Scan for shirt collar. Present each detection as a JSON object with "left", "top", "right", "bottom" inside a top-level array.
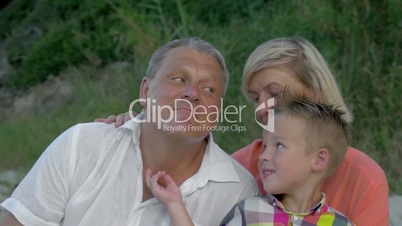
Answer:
[
  {"left": 177, "top": 133, "right": 241, "bottom": 195},
  {"left": 268, "top": 193, "right": 329, "bottom": 216},
  {"left": 115, "top": 113, "right": 241, "bottom": 190},
  {"left": 115, "top": 112, "right": 144, "bottom": 142}
]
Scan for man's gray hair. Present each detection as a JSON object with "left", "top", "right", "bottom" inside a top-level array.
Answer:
[{"left": 146, "top": 37, "right": 230, "bottom": 96}]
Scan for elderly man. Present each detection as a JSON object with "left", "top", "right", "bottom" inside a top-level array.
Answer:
[{"left": 0, "top": 37, "right": 258, "bottom": 226}]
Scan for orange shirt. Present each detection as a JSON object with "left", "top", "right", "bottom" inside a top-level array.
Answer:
[{"left": 231, "top": 139, "right": 389, "bottom": 226}]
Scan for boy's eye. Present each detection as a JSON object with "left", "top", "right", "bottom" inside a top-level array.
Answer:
[{"left": 276, "top": 143, "right": 285, "bottom": 149}]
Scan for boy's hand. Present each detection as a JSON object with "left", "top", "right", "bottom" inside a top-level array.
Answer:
[{"left": 145, "top": 169, "right": 182, "bottom": 205}]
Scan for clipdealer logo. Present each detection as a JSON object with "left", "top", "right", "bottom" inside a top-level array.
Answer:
[
  {"left": 254, "top": 97, "right": 275, "bottom": 132},
  {"left": 127, "top": 97, "right": 275, "bottom": 133},
  {"left": 128, "top": 98, "right": 247, "bottom": 133}
]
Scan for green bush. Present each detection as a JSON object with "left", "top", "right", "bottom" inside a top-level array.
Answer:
[
  {"left": 8, "top": 26, "right": 84, "bottom": 88},
  {"left": 3, "top": 0, "right": 133, "bottom": 88}
]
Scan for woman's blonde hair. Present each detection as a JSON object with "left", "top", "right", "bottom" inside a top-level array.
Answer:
[{"left": 242, "top": 37, "right": 352, "bottom": 123}]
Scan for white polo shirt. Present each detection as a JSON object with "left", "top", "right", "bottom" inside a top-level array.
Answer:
[{"left": 1, "top": 119, "right": 259, "bottom": 226}]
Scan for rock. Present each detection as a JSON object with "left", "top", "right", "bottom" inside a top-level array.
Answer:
[
  {"left": 0, "top": 75, "right": 73, "bottom": 119},
  {"left": 0, "top": 170, "right": 26, "bottom": 203},
  {"left": 390, "top": 196, "right": 402, "bottom": 226}
]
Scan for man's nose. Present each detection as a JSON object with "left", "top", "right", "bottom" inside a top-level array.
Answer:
[{"left": 181, "top": 83, "right": 200, "bottom": 102}]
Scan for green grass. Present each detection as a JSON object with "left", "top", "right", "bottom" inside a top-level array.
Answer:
[{"left": 0, "top": 0, "right": 400, "bottom": 194}]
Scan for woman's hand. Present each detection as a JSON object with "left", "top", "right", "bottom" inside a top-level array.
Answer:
[{"left": 94, "top": 111, "right": 136, "bottom": 128}]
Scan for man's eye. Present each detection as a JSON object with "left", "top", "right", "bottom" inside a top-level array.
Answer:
[
  {"left": 204, "top": 87, "right": 214, "bottom": 93},
  {"left": 173, "top": 77, "right": 185, "bottom": 83}
]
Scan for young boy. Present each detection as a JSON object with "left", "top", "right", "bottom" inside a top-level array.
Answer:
[
  {"left": 146, "top": 96, "right": 355, "bottom": 226},
  {"left": 220, "top": 97, "right": 355, "bottom": 225}
]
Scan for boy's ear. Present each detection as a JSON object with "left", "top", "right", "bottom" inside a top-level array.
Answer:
[{"left": 312, "top": 148, "right": 329, "bottom": 172}]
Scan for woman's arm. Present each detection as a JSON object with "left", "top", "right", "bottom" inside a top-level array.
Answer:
[{"left": 0, "top": 211, "right": 23, "bottom": 226}]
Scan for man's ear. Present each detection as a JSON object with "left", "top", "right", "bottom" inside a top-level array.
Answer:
[
  {"left": 139, "top": 77, "right": 149, "bottom": 107},
  {"left": 312, "top": 148, "right": 329, "bottom": 172}
]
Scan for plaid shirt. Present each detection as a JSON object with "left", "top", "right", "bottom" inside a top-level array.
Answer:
[{"left": 220, "top": 193, "right": 355, "bottom": 226}]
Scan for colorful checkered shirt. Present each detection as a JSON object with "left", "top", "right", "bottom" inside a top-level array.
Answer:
[{"left": 220, "top": 193, "right": 355, "bottom": 226}]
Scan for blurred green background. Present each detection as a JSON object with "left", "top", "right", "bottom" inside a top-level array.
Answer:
[{"left": 0, "top": 0, "right": 400, "bottom": 194}]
